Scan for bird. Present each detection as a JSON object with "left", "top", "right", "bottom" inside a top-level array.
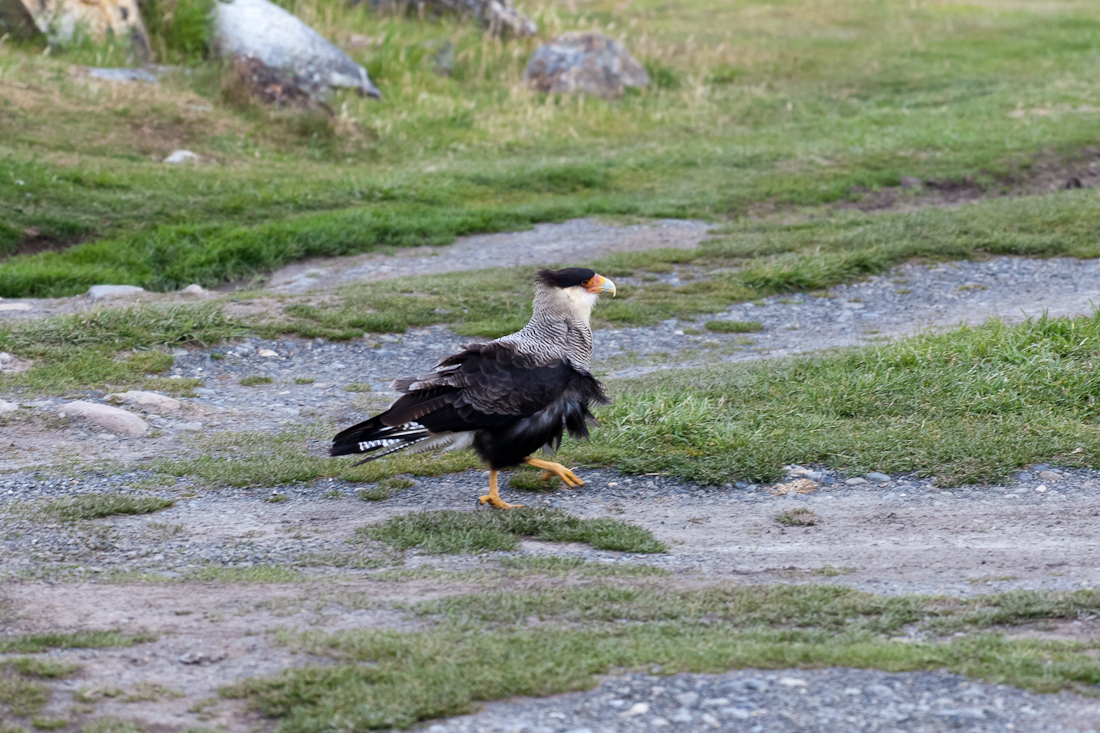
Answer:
[{"left": 330, "top": 267, "right": 617, "bottom": 509}]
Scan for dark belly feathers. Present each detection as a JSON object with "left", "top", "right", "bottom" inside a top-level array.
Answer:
[{"left": 330, "top": 343, "right": 609, "bottom": 468}]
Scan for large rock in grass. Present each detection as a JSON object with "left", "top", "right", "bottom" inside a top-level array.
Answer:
[
  {"left": 59, "top": 401, "right": 148, "bottom": 436},
  {"left": 523, "top": 32, "right": 649, "bottom": 100},
  {"left": 1, "top": 0, "right": 150, "bottom": 55},
  {"left": 212, "top": 0, "right": 381, "bottom": 101}
]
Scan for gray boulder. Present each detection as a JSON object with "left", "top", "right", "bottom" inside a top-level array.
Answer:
[
  {"left": 212, "top": 0, "right": 381, "bottom": 100},
  {"left": 523, "top": 32, "right": 648, "bottom": 100}
]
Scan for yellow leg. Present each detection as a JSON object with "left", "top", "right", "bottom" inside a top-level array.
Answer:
[
  {"left": 479, "top": 469, "right": 523, "bottom": 509},
  {"left": 525, "top": 457, "right": 584, "bottom": 488}
]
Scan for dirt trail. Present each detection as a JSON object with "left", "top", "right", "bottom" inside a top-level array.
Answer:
[{"left": 260, "top": 218, "right": 712, "bottom": 292}]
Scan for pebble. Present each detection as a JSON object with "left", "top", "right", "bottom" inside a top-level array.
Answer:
[
  {"left": 108, "top": 390, "right": 181, "bottom": 411},
  {"left": 1040, "top": 470, "right": 1064, "bottom": 482},
  {"left": 845, "top": 477, "right": 867, "bottom": 485},
  {"left": 865, "top": 472, "right": 891, "bottom": 482},
  {"left": 0, "top": 399, "right": 17, "bottom": 414},
  {"left": 57, "top": 400, "right": 147, "bottom": 436},
  {"left": 164, "top": 150, "right": 200, "bottom": 164}
]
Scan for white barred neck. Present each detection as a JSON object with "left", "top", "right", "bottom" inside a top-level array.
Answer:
[{"left": 495, "top": 283, "right": 599, "bottom": 371}]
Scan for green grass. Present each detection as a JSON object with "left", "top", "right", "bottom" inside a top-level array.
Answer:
[
  {"left": 263, "top": 190, "right": 1100, "bottom": 339},
  {"left": 0, "top": 630, "right": 156, "bottom": 654},
  {"left": 705, "top": 320, "right": 763, "bottom": 334},
  {"left": 0, "top": 303, "right": 244, "bottom": 395},
  {"left": 356, "top": 508, "right": 666, "bottom": 554},
  {"left": 240, "top": 375, "right": 274, "bottom": 387},
  {"left": 4, "top": 659, "right": 80, "bottom": 680},
  {"left": 499, "top": 556, "right": 670, "bottom": 578},
  {"left": 4, "top": 0, "right": 1100, "bottom": 292},
  {"left": 224, "top": 583, "right": 1100, "bottom": 731},
  {"left": 184, "top": 566, "right": 305, "bottom": 583},
  {"left": 776, "top": 507, "right": 817, "bottom": 527},
  {"left": 565, "top": 312, "right": 1100, "bottom": 486},
  {"left": 38, "top": 494, "right": 174, "bottom": 521}
]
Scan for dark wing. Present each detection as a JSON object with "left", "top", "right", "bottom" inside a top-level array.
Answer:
[{"left": 330, "top": 343, "right": 583, "bottom": 460}]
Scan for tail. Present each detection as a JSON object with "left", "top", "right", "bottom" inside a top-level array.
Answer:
[{"left": 330, "top": 415, "right": 432, "bottom": 464}]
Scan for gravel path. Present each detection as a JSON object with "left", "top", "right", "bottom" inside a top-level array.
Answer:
[
  {"left": 262, "top": 218, "right": 712, "bottom": 293},
  {"left": 423, "top": 669, "right": 1100, "bottom": 733}
]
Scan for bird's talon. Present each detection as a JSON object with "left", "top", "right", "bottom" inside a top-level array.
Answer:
[{"left": 479, "top": 494, "right": 523, "bottom": 510}]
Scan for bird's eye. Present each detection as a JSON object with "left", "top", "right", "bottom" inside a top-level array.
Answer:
[{"left": 580, "top": 278, "right": 589, "bottom": 286}]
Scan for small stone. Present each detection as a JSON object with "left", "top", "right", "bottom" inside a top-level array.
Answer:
[
  {"left": 650, "top": 718, "right": 669, "bottom": 727},
  {"left": 58, "top": 401, "right": 147, "bottom": 436},
  {"left": 865, "top": 472, "right": 891, "bottom": 482},
  {"left": 193, "top": 388, "right": 216, "bottom": 397},
  {"left": 620, "top": 702, "right": 649, "bottom": 717},
  {"left": 1035, "top": 485, "right": 1047, "bottom": 493},
  {"left": 174, "top": 421, "right": 203, "bottom": 431},
  {"left": 178, "top": 650, "right": 227, "bottom": 665},
  {"left": 778, "top": 677, "right": 808, "bottom": 687},
  {"left": 700, "top": 713, "right": 720, "bottom": 728},
  {"left": 936, "top": 708, "right": 986, "bottom": 721},
  {"left": 674, "top": 692, "right": 699, "bottom": 708},
  {"left": 165, "top": 150, "right": 200, "bottom": 164},
  {"left": 257, "top": 348, "right": 279, "bottom": 357},
  {"left": 523, "top": 32, "right": 649, "bottom": 100},
  {"left": 720, "top": 708, "right": 751, "bottom": 720},
  {"left": 181, "top": 284, "right": 206, "bottom": 295},
  {"left": 845, "top": 477, "right": 867, "bottom": 485},
  {"left": 88, "top": 284, "right": 145, "bottom": 300},
  {"left": 0, "top": 302, "right": 32, "bottom": 312},
  {"left": 0, "top": 399, "right": 18, "bottom": 414},
  {"left": 0, "top": 352, "right": 12, "bottom": 364},
  {"left": 1039, "top": 470, "right": 1063, "bottom": 482},
  {"left": 843, "top": 687, "right": 861, "bottom": 695},
  {"left": 670, "top": 709, "right": 692, "bottom": 723},
  {"left": 770, "top": 478, "right": 817, "bottom": 496},
  {"left": 702, "top": 698, "right": 730, "bottom": 706},
  {"left": 108, "top": 391, "right": 181, "bottom": 411}
]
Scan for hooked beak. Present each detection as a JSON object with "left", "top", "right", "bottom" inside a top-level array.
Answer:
[{"left": 587, "top": 274, "right": 616, "bottom": 297}]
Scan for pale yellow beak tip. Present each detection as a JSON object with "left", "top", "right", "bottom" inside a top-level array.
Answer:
[{"left": 600, "top": 276, "right": 617, "bottom": 297}]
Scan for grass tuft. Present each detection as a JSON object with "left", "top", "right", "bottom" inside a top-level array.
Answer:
[
  {"left": 704, "top": 320, "right": 764, "bottom": 333},
  {"left": 776, "top": 507, "right": 817, "bottom": 527},
  {"left": 356, "top": 508, "right": 666, "bottom": 554},
  {"left": 39, "top": 495, "right": 174, "bottom": 522},
  {"left": 240, "top": 375, "right": 274, "bottom": 387},
  {"left": 0, "top": 630, "right": 156, "bottom": 654}
]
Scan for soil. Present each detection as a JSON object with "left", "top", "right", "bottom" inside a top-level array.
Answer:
[{"left": 5, "top": 219, "right": 1100, "bottom": 731}]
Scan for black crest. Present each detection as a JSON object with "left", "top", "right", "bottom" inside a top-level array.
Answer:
[{"left": 536, "top": 267, "right": 596, "bottom": 289}]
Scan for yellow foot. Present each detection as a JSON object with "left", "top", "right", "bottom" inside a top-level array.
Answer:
[
  {"left": 526, "top": 458, "right": 584, "bottom": 488},
  {"left": 479, "top": 468, "right": 523, "bottom": 509},
  {"left": 479, "top": 494, "right": 524, "bottom": 510}
]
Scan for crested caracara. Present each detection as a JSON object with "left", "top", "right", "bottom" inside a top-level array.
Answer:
[{"left": 330, "top": 267, "right": 616, "bottom": 509}]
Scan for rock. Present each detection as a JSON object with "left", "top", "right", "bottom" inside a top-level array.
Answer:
[
  {"left": 257, "top": 348, "right": 279, "bottom": 357},
  {"left": 1039, "top": 470, "right": 1063, "bottom": 482},
  {"left": 164, "top": 150, "right": 199, "bottom": 165},
  {"left": 178, "top": 650, "right": 227, "bottom": 665},
  {"left": 670, "top": 709, "right": 692, "bottom": 723},
  {"left": 770, "top": 478, "right": 816, "bottom": 496},
  {"left": 212, "top": 0, "right": 381, "bottom": 101},
  {"left": 778, "top": 677, "right": 807, "bottom": 687},
  {"left": 58, "top": 401, "right": 148, "bottom": 436},
  {"left": 523, "top": 32, "right": 649, "bottom": 100},
  {"left": 865, "top": 472, "right": 891, "bottom": 482},
  {"left": 180, "top": 284, "right": 205, "bottom": 295},
  {"left": 7, "top": 0, "right": 150, "bottom": 53},
  {"left": 0, "top": 0, "right": 40, "bottom": 40},
  {"left": 1035, "top": 484, "right": 1047, "bottom": 493},
  {"left": 936, "top": 708, "right": 986, "bottom": 721},
  {"left": 674, "top": 692, "right": 698, "bottom": 708},
  {"left": 845, "top": 477, "right": 867, "bottom": 485},
  {"left": 619, "top": 702, "right": 649, "bottom": 717},
  {"left": 87, "top": 284, "right": 145, "bottom": 300},
  {"left": 0, "top": 353, "right": 14, "bottom": 364},
  {"left": 0, "top": 399, "right": 18, "bottom": 414},
  {"left": 88, "top": 67, "right": 158, "bottom": 83},
  {"left": 108, "top": 391, "right": 181, "bottom": 411}
]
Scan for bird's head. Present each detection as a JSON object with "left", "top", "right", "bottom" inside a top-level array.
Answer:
[{"left": 535, "top": 267, "right": 616, "bottom": 321}]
